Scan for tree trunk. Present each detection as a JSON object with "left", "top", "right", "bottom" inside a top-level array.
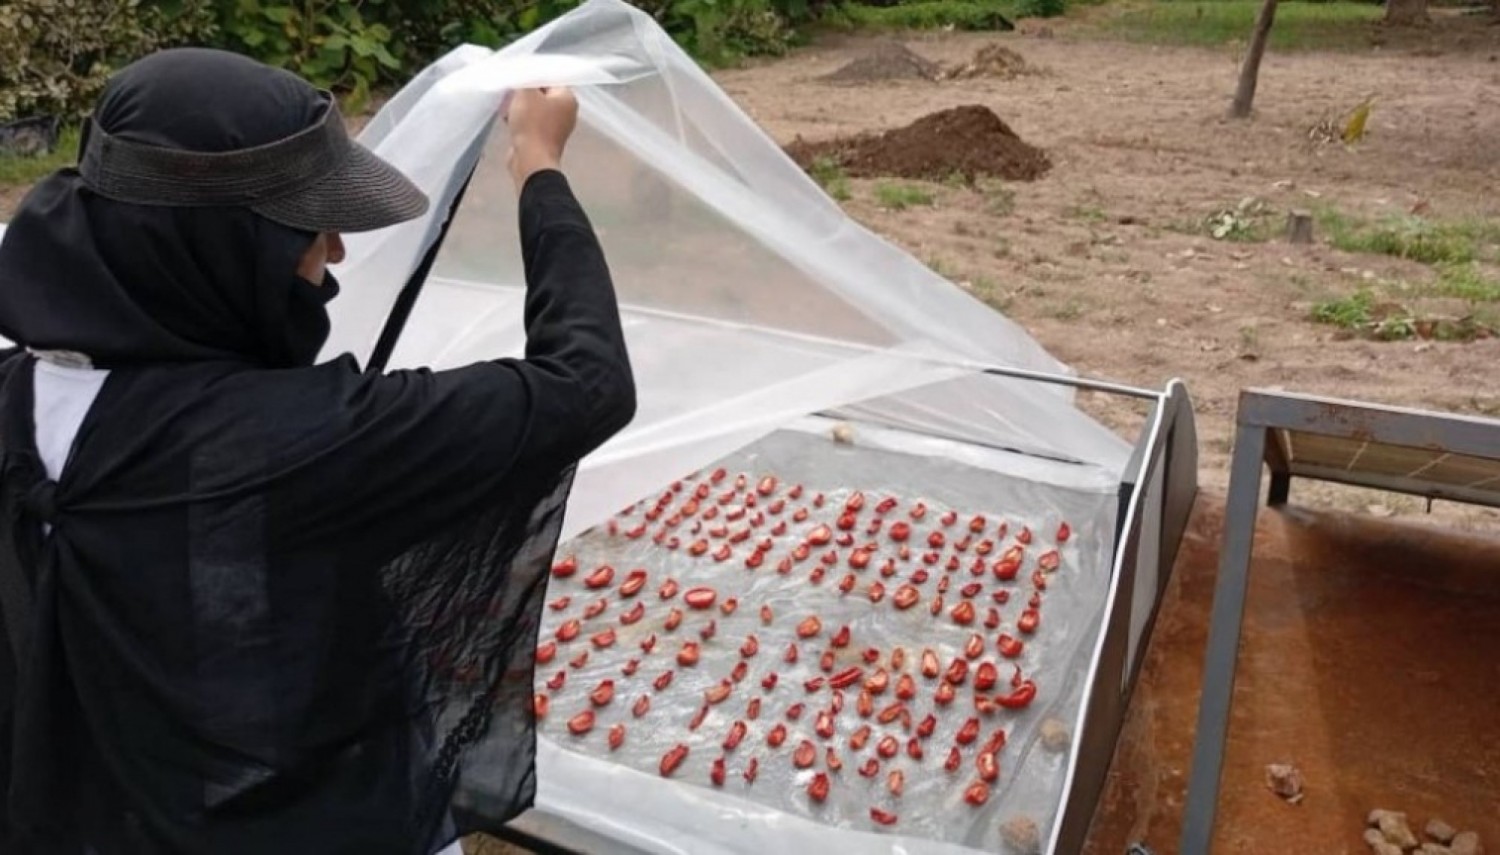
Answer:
[
  {"left": 1384, "top": 0, "right": 1430, "bottom": 26},
  {"left": 1228, "top": 0, "right": 1279, "bottom": 119}
]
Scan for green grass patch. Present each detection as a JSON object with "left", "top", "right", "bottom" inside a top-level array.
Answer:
[
  {"left": 1311, "top": 288, "right": 1496, "bottom": 342},
  {"left": 838, "top": 0, "right": 1019, "bottom": 31},
  {"left": 1431, "top": 262, "right": 1500, "bottom": 302},
  {"left": 0, "top": 124, "right": 81, "bottom": 188},
  {"left": 875, "top": 182, "right": 935, "bottom": 210},
  {"left": 808, "top": 156, "right": 851, "bottom": 202},
  {"left": 1318, "top": 209, "right": 1500, "bottom": 265},
  {"left": 1204, "top": 197, "right": 1278, "bottom": 242},
  {"left": 1098, "top": 1, "right": 1381, "bottom": 51}
]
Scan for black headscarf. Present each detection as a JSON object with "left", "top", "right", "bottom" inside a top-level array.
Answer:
[
  {"left": 0, "top": 48, "right": 635, "bottom": 855},
  {"left": 0, "top": 49, "right": 335, "bottom": 368}
]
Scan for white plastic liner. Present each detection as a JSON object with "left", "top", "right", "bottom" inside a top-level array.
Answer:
[
  {"left": 529, "top": 418, "right": 1116, "bottom": 852},
  {"left": 325, "top": 0, "right": 1132, "bottom": 544}
]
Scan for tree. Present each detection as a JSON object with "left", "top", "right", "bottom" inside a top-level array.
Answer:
[
  {"left": 1227, "top": 0, "right": 1278, "bottom": 119},
  {"left": 1384, "top": 0, "right": 1430, "bottom": 25}
]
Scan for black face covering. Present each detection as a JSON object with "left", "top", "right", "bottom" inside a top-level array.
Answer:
[{"left": 0, "top": 50, "right": 337, "bottom": 368}]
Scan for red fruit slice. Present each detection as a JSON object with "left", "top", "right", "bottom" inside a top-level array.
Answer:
[
  {"left": 1037, "top": 549, "right": 1062, "bottom": 572},
  {"left": 930, "top": 594, "right": 944, "bottom": 617},
  {"left": 887, "top": 769, "right": 905, "bottom": 796},
  {"left": 786, "top": 703, "right": 805, "bottom": 720},
  {"left": 689, "top": 540, "right": 709, "bottom": 557},
  {"left": 1057, "top": 521, "right": 1071, "bottom": 542},
  {"left": 548, "top": 596, "right": 571, "bottom": 611},
  {"left": 969, "top": 515, "right": 987, "bottom": 533},
  {"left": 961, "top": 582, "right": 983, "bottom": 599},
  {"left": 1017, "top": 526, "right": 1032, "bottom": 545},
  {"left": 619, "top": 569, "right": 648, "bottom": 597},
  {"left": 705, "top": 680, "right": 733, "bottom": 705},
  {"left": 976, "top": 539, "right": 994, "bottom": 557},
  {"left": 712, "top": 544, "right": 732, "bottom": 562},
  {"left": 740, "top": 635, "right": 759, "bottom": 658},
  {"left": 710, "top": 756, "right": 726, "bottom": 787},
  {"left": 889, "top": 521, "right": 911, "bottom": 542},
  {"left": 836, "top": 512, "right": 858, "bottom": 532},
  {"left": 689, "top": 703, "right": 710, "bottom": 731},
  {"left": 815, "top": 709, "right": 835, "bottom": 739},
  {"left": 844, "top": 491, "right": 866, "bottom": 513},
  {"left": 997, "top": 634, "right": 1023, "bottom": 658},
  {"left": 975, "top": 662, "right": 998, "bottom": 691},
  {"left": 1019, "top": 609, "right": 1041, "bottom": 634},
  {"left": 877, "top": 701, "right": 904, "bottom": 724},
  {"left": 984, "top": 607, "right": 1001, "bottom": 630},
  {"left": 677, "top": 641, "right": 700, "bottom": 667},
  {"left": 831, "top": 625, "right": 851, "bottom": 648},
  {"left": 556, "top": 620, "right": 580, "bottom": 642},
  {"left": 796, "top": 616, "right": 822, "bottom": 639},
  {"left": 757, "top": 475, "right": 777, "bottom": 496},
  {"left": 876, "top": 735, "right": 899, "bottom": 758},
  {"left": 807, "top": 771, "right": 829, "bottom": 802},
  {"left": 533, "top": 693, "right": 549, "bottom": 718},
  {"left": 583, "top": 598, "right": 608, "bottom": 620},
  {"left": 850, "top": 724, "right": 872, "bottom": 750},
  {"left": 864, "top": 668, "right": 890, "bottom": 694},
  {"left": 570, "top": 649, "right": 591, "bottom": 669},
  {"left": 536, "top": 641, "right": 557, "bottom": 665},
  {"left": 809, "top": 567, "right": 827, "bottom": 585},
  {"left": 875, "top": 496, "right": 898, "bottom": 515},
  {"left": 546, "top": 670, "right": 566, "bottom": 691},
  {"left": 760, "top": 604, "right": 774, "bottom": 624},
  {"left": 935, "top": 682, "right": 956, "bottom": 706},
  {"left": 640, "top": 633, "right": 657, "bottom": 654},
  {"left": 848, "top": 548, "right": 873, "bottom": 570},
  {"left": 954, "top": 535, "right": 971, "bottom": 553},
  {"left": 724, "top": 720, "right": 748, "bottom": 750},
  {"left": 940, "top": 510, "right": 958, "bottom": 527},
  {"left": 963, "top": 780, "right": 990, "bottom": 805},
  {"left": 830, "top": 666, "right": 864, "bottom": 690},
  {"left": 567, "top": 710, "right": 595, "bottom": 735},
  {"left": 831, "top": 689, "right": 845, "bottom": 713},
  {"left": 793, "top": 740, "right": 817, "bottom": 769},
  {"left": 659, "top": 578, "right": 680, "bottom": 599},
  {"left": 660, "top": 744, "right": 689, "bottom": 777},
  {"left": 803, "top": 676, "right": 825, "bottom": 692},
  {"left": 608, "top": 723, "right": 625, "bottom": 751},
  {"left": 984, "top": 729, "right": 1008, "bottom": 755},
  {"left": 946, "top": 659, "right": 969, "bottom": 685},
  {"left": 880, "top": 559, "right": 898, "bottom": 577},
  {"left": 747, "top": 697, "right": 761, "bottom": 720},
  {"left": 896, "top": 673, "right": 916, "bottom": 700},
  {"left": 591, "top": 628, "right": 617, "bottom": 649},
  {"left": 860, "top": 758, "right": 880, "bottom": 778},
  {"left": 921, "top": 649, "right": 940, "bottom": 679},
  {"left": 890, "top": 647, "right": 906, "bottom": 670},
  {"left": 917, "top": 713, "right": 937, "bottom": 738},
  {"left": 956, "top": 717, "right": 980, "bottom": 745},
  {"left": 945, "top": 747, "right": 963, "bottom": 773},
  {"left": 653, "top": 670, "right": 673, "bottom": 691},
  {"left": 551, "top": 556, "right": 578, "bottom": 578},
  {"left": 950, "top": 601, "right": 976, "bottom": 625},
  {"left": 584, "top": 565, "right": 615, "bottom": 589},
  {"left": 699, "top": 619, "right": 717, "bottom": 641},
  {"left": 838, "top": 572, "right": 857, "bottom": 594},
  {"left": 731, "top": 661, "right": 748, "bottom": 683},
  {"left": 767, "top": 723, "right": 787, "bottom": 747},
  {"left": 807, "top": 524, "right": 832, "bottom": 546},
  {"left": 907, "top": 737, "right": 923, "bottom": 760},
  {"left": 977, "top": 750, "right": 999, "bottom": 782},
  {"left": 744, "top": 757, "right": 759, "bottom": 783},
  {"left": 633, "top": 695, "right": 651, "bottom": 717},
  {"left": 826, "top": 747, "right": 843, "bottom": 771},
  {"left": 620, "top": 601, "right": 645, "bottom": 626},
  {"left": 665, "top": 608, "right": 683, "bottom": 631},
  {"left": 710, "top": 468, "right": 728, "bottom": 484},
  {"left": 965, "top": 633, "right": 985, "bottom": 660},
  {"left": 761, "top": 673, "right": 779, "bottom": 690},
  {"left": 868, "top": 581, "right": 886, "bottom": 603},
  {"left": 870, "top": 808, "right": 898, "bottom": 826},
  {"left": 909, "top": 502, "right": 927, "bottom": 520}
]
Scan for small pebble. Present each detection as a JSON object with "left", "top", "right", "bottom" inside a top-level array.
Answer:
[
  {"left": 831, "top": 423, "right": 855, "bottom": 445},
  {"left": 1039, "top": 718, "right": 1070, "bottom": 752},
  {"left": 1368, "top": 810, "right": 1419, "bottom": 850},
  {"left": 1000, "top": 815, "right": 1041, "bottom": 855},
  {"left": 1450, "top": 831, "right": 1483, "bottom": 855},
  {"left": 1419, "top": 844, "right": 1453, "bottom": 855},
  {"left": 1427, "top": 820, "right": 1458, "bottom": 845},
  {"left": 1264, "top": 763, "right": 1304, "bottom": 803}
]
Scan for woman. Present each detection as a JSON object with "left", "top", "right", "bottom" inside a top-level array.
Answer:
[{"left": 0, "top": 48, "right": 634, "bottom": 854}]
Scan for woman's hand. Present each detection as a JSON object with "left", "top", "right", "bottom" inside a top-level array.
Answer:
[{"left": 504, "top": 87, "right": 578, "bottom": 191}]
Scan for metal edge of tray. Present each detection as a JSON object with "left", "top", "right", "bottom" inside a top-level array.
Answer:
[{"left": 493, "top": 374, "right": 1198, "bottom": 855}]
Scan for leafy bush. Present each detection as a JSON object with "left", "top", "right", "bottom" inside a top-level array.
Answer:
[
  {"left": 0, "top": 0, "right": 217, "bottom": 123},
  {"left": 1016, "top": 0, "right": 1065, "bottom": 18},
  {"left": 839, "top": 0, "right": 1017, "bottom": 31}
]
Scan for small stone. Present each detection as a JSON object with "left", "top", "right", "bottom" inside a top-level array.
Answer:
[
  {"left": 1039, "top": 718, "right": 1070, "bottom": 751},
  {"left": 831, "top": 423, "right": 855, "bottom": 445},
  {"left": 1264, "top": 764, "right": 1304, "bottom": 803},
  {"left": 1427, "top": 820, "right": 1458, "bottom": 845},
  {"left": 1000, "top": 815, "right": 1040, "bottom": 854},
  {"left": 1419, "top": 844, "right": 1453, "bottom": 855},
  {"left": 1367, "top": 810, "right": 1418, "bottom": 849},
  {"left": 1450, "top": 831, "right": 1482, "bottom": 855}
]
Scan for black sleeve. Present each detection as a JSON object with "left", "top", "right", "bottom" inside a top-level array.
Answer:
[{"left": 259, "top": 169, "right": 635, "bottom": 551}]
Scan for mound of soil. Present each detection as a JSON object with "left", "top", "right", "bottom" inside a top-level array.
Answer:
[
  {"left": 785, "top": 105, "right": 1051, "bottom": 183},
  {"left": 940, "top": 44, "right": 1035, "bottom": 81},
  {"left": 819, "top": 41, "right": 941, "bottom": 84}
]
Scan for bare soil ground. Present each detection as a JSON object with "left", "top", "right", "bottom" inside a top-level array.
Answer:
[{"left": 716, "top": 17, "right": 1500, "bottom": 530}]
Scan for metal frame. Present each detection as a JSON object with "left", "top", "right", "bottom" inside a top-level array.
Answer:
[
  {"left": 1180, "top": 389, "right": 1500, "bottom": 854},
  {"left": 494, "top": 369, "right": 1201, "bottom": 855}
]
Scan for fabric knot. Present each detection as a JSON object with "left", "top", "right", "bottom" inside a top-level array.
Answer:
[{"left": 23, "top": 479, "right": 58, "bottom": 524}]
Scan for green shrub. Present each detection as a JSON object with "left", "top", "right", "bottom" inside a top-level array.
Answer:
[
  {"left": 839, "top": 0, "right": 1017, "bottom": 31},
  {"left": 1017, "top": 0, "right": 1066, "bottom": 19}
]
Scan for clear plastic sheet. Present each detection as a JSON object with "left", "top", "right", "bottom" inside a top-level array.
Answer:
[
  {"left": 323, "top": 0, "right": 1133, "bottom": 545},
  {"left": 527, "top": 420, "right": 1117, "bottom": 852}
]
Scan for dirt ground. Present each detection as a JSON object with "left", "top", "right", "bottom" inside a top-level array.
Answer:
[{"left": 716, "top": 16, "right": 1500, "bottom": 532}]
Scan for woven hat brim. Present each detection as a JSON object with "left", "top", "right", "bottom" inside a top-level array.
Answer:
[{"left": 252, "top": 143, "right": 429, "bottom": 234}]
